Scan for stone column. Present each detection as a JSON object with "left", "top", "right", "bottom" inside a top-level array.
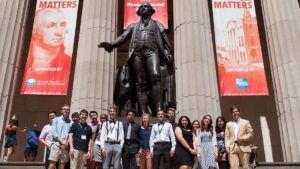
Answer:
[
  {"left": 260, "top": 0, "right": 300, "bottom": 162},
  {"left": 0, "top": 0, "right": 30, "bottom": 156},
  {"left": 71, "top": 0, "right": 117, "bottom": 112},
  {"left": 173, "top": 0, "right": 221, "bottom": 120}
]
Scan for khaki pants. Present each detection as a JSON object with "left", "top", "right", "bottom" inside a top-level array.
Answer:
[
  {"left": 229, "top": 145, "right": 250, "bottom": 169},
  {"left": 70, "top": 149, "right": 86, "bottom": 169}
]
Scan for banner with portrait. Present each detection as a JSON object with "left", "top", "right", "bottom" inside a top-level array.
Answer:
[
  {"left": 123, "top": 0, "right": 168, "bottom": 29},
  {"left": 20, "top": 0, "right": 79, "bottom": 95},
  {"left": 212, "top": 0, "right": 269, "bottom": 96}
]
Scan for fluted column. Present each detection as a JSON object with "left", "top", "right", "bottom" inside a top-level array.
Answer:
[
  {"left": 0, "top": 0, "right": 29, "bottom": 140},
  {"left": 71, "top": 0, "right": 117, "bottom": 112},
  {"left": 174, "top": 0, "right": 221, "bottom": 120},
  {"left": 261, "top": 0, "right": 300, "bottom": 162}
]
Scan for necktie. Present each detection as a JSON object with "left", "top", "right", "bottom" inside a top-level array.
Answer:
[{"left": 126, "top": 123, "right": 131, "bottom": 139}]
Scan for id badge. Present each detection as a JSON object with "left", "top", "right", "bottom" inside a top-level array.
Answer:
[{"left": 81, "top": 135, "right": 87, "bottom": 140}]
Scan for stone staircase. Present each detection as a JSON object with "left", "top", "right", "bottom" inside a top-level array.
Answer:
[{"left": 0, "top": 162, "right": 300, "bottom": 169}]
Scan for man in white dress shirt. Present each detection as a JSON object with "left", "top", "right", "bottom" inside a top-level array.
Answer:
[
  {"left": 149, "top": 111, "right": 176, "bottom": 169},
  {"left": 100, "top": 105, "right": 124, "bottom": 169},
  {"left": 39, "top": 110, "right": 56, "bottom": 169}
]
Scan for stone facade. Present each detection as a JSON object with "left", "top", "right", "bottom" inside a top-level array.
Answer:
[{"left": 0, "top": 0, "right": 299, "bottom": 163}]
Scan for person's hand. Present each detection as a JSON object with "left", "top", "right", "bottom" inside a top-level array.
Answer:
[
  {"left": 138, "top": 149, "right": 142, "bottom": 155},
  {"left": 226, "top": 146, "right": 230, "bottom": 153},
  {"left": 102, "top": 148, "right": 106, "bottom": 157},
  {"left": 170, "top": 150, "right": 175, "bottom": 157},
  {"left": 98, "top": 42, "right": 113, "bottom": 53},
  {"left": 214, "top": 152, "right": 218, "bottom": 160},
  {"left": 189, "top": 148, "right": 197, "bottom": 155},
  {"left": 70, "top": 148, "right": 74, "bottom": 158},
  {"left": 87, "top": 151, "right": 93, "bottom": 161},
  {"left": 60, "top": 144, "right": 66, "bottom": 150}
]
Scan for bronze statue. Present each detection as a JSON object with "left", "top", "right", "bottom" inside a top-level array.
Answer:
[{"left": 98, "top": 3, "right": 175, "bottom": 116}]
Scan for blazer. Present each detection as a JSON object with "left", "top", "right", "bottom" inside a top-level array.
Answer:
[{"left": 225, "top": 118, "right": 253, "bottom": 153}]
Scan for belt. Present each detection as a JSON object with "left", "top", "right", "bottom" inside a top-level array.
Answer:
[
  {"left": 105, "top": 141, "right": 120, "bottom": 144},
  {"left": 125, "top": 139, "right": 139, "bottom": 145},
  {"left": 154, "top": 141, "right": 170, "bottom": 144}
]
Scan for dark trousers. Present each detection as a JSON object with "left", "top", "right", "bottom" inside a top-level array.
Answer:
[
  {"left": 123, "top": 143, "right": 139, "bottom": 169},
  {"left": 153, "top": 142, "right": 171, "bottom": 169},
  {"left": 218, "top": 161, "right": 230, "bottom": 169}
]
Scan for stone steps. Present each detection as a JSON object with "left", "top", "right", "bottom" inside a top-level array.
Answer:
[{"left": 0, "top": 162, "right": 300, "bottom": 169}]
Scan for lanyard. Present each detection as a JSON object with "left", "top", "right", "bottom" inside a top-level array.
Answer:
[{"left": 109, "top": 122, "right": 115, "bottom": 134}]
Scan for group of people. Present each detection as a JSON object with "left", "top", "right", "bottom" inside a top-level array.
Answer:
[{"left": 4, "top": 104, "right": 255, "bottom": 169}]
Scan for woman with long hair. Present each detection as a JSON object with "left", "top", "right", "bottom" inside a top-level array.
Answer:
[
  {"left": 192, "top": 120, "right": 201, "bottom": 134},
  {"left": 197, "top": 115, "right": 219, "bottom": 169},
  {"left": 139, "top": 113, "right": 152, "bottom": 169},
  {"left": 4, "top": 116, "right": 27, "bottom": 162},
  {"left": 215, "top": 116, "right": 229, "bottom": 169},
  {"left": 175, "top": 116, "right": 197, "bottom": 169}
]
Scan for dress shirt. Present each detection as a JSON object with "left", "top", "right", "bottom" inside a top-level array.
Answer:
[
  {"left": 39, "top": 124, "right": 53, "bottom": 146},
  {"left": 149, "top": 121, "right": 176, "bottom": 153},
  {"left": 232, "top": 118, "right": 240, "bottom": 141},
  {"left": 51, "top": 116, "right": 73, "bottom": 146},
  {"left": 100, "top": 120, "right": 124, "bottom": 148}
]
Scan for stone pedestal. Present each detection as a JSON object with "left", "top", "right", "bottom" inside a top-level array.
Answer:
[
  {"left": 173, "top": 0, "right": 221, "bottom": 120},
  {"left": 71, "top": 0, "right": 117, "bottom": 113},
  {"left": 260, "top": 0, "right": 300, "bottom": 162}
]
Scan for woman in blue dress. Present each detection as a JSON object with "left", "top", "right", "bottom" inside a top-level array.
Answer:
[
  {"left": 197, "top": 115, "right": 219, "bottom": 169},
  {"left": 4, "top": 116, "right": 27, "bottom": 162}
]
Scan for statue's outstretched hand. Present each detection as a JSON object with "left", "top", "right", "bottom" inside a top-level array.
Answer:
[{"left": 98, "top": 42, "right": 113, "bottom": 53}]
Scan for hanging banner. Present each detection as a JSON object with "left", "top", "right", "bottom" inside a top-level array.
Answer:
[
  {"left": 21, "top": 0, "right": 79, "bottom": 95},
  {"left": 212, "top": 0, "right": 268, "bottom": 96},
  {"left": 124, "top": 0, "right": 168, "bottom": 29}
]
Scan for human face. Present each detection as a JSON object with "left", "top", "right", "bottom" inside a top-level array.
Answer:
[
  {"left": 79, "top": 112, "right": 88, "bottom": 123},
  {"left": 99, "top": 115, "right": 107, "bottom": 123},
  {"left": 33, "top": 124, "right": 39, "bottom": 131},
  {"left": 90, "top": 112, "right": 98, "bottom": 122},
  {"left": 61, "top": 106, "right": 70, "bottom": 118},
  {"left": 203, "top": 116, "right": 211, "bottom": 127},
  {"left": 231, "top": 108, "right": 241, "bottom": 121},
  {"left": 142, "top": 114, "right": 150, "bottom": 127},
  {"left": 109, "top": 108, "right": 117, "bottom": 120},
  {"left": 48, "top": 113, "right": 56, "bottom": 124},
  {"left": 181, "top": 117, "right": 188, "bottom": 129},
  {"left": 157, "top": 111, "right": 165, "bottom": 122},
  {"left": 38, "top": 11, "right": 67, "bottom": 48},
  {"left": 127, "top": 112, "right": 135, "bottom": 123},
  {"left": 72, "top": 115, "right": 79, "bottom": 123},
  {"left": 217, "top": 118, "right": 225, "bottom": 129},
  {"left": 192, "top": 121, "right": 200, "bottom": 130},
  {"left": 168, "top": 110, "right": 176, "bottom": 123}
]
